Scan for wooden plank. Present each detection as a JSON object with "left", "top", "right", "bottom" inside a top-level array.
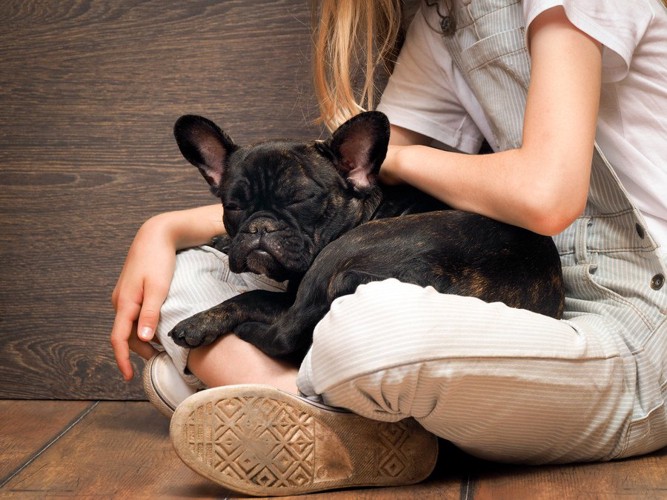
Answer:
[
  {"left": 0, "top": 400, "right": 94, "bottom": 484},
  {"left": 470, "top": 448, "right": 667, "bottom": 500},
  {"left": 0, "top": 0, "right": 321, "bottom": 399},
  {"left": 1, "top": 402, "right": 223, "bottom": 498}
]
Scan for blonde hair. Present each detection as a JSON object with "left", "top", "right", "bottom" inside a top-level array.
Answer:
[{"left": 312, "top": 0, "right": 403, "bottom": 131}]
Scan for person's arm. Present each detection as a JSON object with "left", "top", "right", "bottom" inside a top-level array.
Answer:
[
  {"left": 110, "top": 204, "right": 224, "bottom": 380},
  {"left": 382, "top": 6, "right": 602, "bottom": 236}
]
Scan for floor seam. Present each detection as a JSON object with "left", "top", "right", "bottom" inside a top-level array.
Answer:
[{"left": 0, "top": 401, "right": 100, "bottom": 489}]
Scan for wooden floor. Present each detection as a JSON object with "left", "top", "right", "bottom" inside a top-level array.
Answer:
[{"left": 1, "top": 400, "right": 666, "bottom": 499}]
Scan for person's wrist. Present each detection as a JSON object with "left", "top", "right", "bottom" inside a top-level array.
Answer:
[
  {"left": 379, "top": 145, "right": 405, "bottom": 185},
  {"left": 141, "top": 212, "right": 179, "bottom": 249}
]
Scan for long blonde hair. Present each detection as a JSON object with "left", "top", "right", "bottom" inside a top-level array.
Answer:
[{"left": 312, "top": 0, "right": 403, "bottom": 131}]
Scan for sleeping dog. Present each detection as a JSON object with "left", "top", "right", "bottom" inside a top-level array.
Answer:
[{"left": 169, "top": 111, "right": 564, "bottom": 362}]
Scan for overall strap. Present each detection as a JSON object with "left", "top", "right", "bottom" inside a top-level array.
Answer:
[{"left": 440, "top": 0, "right": 528, "bottom": 152}]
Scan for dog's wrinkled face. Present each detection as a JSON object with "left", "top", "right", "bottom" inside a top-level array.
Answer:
[
  {"left": 219, "top": 142, "right": 353, "bottom": 281},
  {"left": 174, "top": 112, "right": 390, "bottom": 281}
]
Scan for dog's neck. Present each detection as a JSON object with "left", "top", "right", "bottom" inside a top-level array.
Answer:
[{"left": 369, "top": 184, "right": 449, "bottom": 221}]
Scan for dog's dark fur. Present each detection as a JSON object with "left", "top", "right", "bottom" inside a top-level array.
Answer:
[{"left": 169, "top": 112, "right": 564, "bottom": 362}]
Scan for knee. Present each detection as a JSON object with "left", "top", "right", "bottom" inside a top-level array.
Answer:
[
  {"left": 308, "top": 279, "right": 440, "bottom": 376},
  {"left": 158, "top": 248, "right": 230, "bottom": 333},
  {"left": 301, "top": 279, "right": 450, "bottom": 419},
  {"left": 313, "top": 279, "right": 412, "bottom": 346}
]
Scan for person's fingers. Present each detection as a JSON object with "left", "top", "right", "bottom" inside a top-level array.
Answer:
[
  {"left": 109, "top": 264, "right": 140, "bottom": 380},
  {"left": 128, "top": 328, "right": 159, "bottom": 360},
  {"left": 110, "top": 303, "right": 139, "bottom": 381},
  {"left": 136, "top": 280, "right": 169, "bottom": 343}
]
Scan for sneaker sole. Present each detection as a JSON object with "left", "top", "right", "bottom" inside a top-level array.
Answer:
[{"left": 170, "top": 384, "right": 438, "bottom": 496}]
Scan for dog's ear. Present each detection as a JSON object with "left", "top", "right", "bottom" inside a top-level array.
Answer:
[
  {"left": 174, "top": 115, "right": 237, "bottom": 189},
  {"left": 326, "top": 111, "right": 390, "bottom": 191}
]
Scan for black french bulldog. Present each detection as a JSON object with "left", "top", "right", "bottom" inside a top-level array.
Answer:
[{"left": 169, "top": 111, "right": 564, "bottom": 362}]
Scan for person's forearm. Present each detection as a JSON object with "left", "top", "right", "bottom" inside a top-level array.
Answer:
[
  {"left": 148, "top": 204, "right": 225, "bottom": 250},
  {"left": 387, "top": 144, "right": 589, "bottom": 236},
  {"left": 384, "top": 128, "right": 559, "bottom": 232}
]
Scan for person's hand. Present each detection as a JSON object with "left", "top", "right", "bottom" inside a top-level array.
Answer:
[
  {"left": 110, "top": 215, "right": 176, "bottom": 380},
  {"left": 110, "top": 205, "right": 225, "bottom": 380}
]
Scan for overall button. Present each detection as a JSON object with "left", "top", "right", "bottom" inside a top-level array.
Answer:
[
  {"left": 440, "top": 15, "right": 456, "bottom": 36},
  {"left": 651, "top": 274, "right": 665, "bottom": 290}
]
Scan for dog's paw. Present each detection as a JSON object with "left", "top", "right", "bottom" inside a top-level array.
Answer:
[
  {"left": 168, "top": 316, "right": 222, "bottom": 348},
  {"left": 209, "top": 234, "right": 232, "bottom": 254}
]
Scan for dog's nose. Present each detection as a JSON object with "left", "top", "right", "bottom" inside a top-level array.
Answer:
[{"left": 247, "top": 217, "right": 280, "bottom": 235}]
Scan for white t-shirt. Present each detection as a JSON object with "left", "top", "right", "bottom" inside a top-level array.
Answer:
[{"left": 378, "top": 0, "right": 667, "bottom": 255}]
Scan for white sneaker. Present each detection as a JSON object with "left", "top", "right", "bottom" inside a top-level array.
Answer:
[{"left": 143, "top": 351, "right": 198, "bottom": 417}]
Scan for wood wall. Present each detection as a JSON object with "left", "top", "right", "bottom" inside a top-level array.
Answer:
[{"left": 0, "top": 0, "right": 322, "bottom": 399}]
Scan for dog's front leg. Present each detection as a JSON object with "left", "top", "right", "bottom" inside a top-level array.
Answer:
[
  {"left": 235, "top": 302, "right": 327, "bottom": 363},
  {"left": 236, "top": 268, "right": 382, "bottom": 362},
  {"left": 169, "top": 289, "right": 294, "bottom": 348}
]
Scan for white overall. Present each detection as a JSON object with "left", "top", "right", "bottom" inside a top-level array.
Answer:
[{"left": 156, "top": 0, "right": 667, "bottom": 464}]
